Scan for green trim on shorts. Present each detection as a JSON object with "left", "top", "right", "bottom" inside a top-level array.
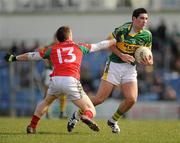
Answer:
[
  {"left": 77, "top": 80, "right": 84, "bottom": 99},
  {"left": 102, "top": 60, "right": 111, "bottom": 80}
]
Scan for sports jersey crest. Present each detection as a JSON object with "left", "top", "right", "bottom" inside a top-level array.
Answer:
[{"left": 138, "top": 39, "right": 145, "bottom": 45}]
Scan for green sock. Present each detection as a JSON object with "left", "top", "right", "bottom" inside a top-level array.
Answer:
[{"left": 112, "top": 109, "right": 123, "bottom": 121}]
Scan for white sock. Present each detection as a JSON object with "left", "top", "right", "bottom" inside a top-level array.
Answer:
[
  {"left": 74, "top": 111, "right": 80, "bottom": 120},
  {"left": 109, "top": 118, "right": 117, "bottom": 123}
]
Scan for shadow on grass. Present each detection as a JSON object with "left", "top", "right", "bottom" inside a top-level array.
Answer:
[
  {"left": 0, "top": 132, "right": 26, "bottom": 135},
  {"left": 0, "top": 131, "right": 91, "bottom": 136},
  {"left": 38, "top": 131, "right": 91, "bottom": 135}
]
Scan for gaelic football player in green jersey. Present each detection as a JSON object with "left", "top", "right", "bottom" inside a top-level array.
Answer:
[{"left": 68, "top": 8, "right": 153, "bottom": 133}]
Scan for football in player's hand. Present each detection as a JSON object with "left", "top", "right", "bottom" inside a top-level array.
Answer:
[{"left": 134, "top": 47, "right": 152, "bottom": 64}]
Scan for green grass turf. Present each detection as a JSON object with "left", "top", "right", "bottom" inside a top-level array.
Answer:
[{"left": 0, "top": 117, "right": 180, "bottom": 143}]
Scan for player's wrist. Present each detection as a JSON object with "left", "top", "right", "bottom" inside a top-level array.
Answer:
[
  {"left": 10, "top": 55, "right": 17, "bottom": 62},
  {"left": 4, "top": 54, "right": 17, "bottom": 62},
  {"left": 118, "top": 52, "right": 124, "bottom": 58}
]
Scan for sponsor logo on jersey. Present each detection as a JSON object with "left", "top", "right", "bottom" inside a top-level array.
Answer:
[
  {"left": 138, "top": 40, "right": 145, "bottom": 45},
  {"left": 116, "top": 42, "right": 141, "bottom": 54}
]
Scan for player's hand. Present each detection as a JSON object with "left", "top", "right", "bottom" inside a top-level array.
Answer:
[
  {"left": 140, "top": 55, "right": 153, "bottom": 65},
  {"left": 109, "top": 45, "right": 135, "bottom": 64},
  {"left": 4, "top": 53, "right": 17, "bottom": 62},
  {"left": 119, "top": 53, "right": 135, "bottom": 64}
]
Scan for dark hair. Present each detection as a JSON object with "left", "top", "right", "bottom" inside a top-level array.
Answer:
[
  {"left": 55, "top": 26, "right": 71, "bottom": 42},
  {"left": 132, "top": 8, "right": 147, "bottom": 18}
]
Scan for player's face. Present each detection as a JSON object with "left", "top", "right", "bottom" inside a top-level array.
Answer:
[{"left": 133, "top": 13, "right": 148, "bottom": 29}]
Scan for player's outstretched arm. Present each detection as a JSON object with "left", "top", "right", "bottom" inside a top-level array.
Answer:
[
  {"left": 4, "top": 52, "right": 42, "bottom": 62},
  {"left": 90, "top": 39, "right": 116, "bottom": 52}
]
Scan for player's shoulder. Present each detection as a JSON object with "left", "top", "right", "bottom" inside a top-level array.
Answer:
[
  {"left": 141, "top": 29, "right": 152, "bottom": 36},
  {"left": 38, "top": 42, "right": 55, "bottom": 51},
  {"left": 113, "top": 22, "right": 132, "bottom": 35},
  {"left": 115, "top": 22, "right": 132, "bottom": 30},
  {"left": 77, "top": 42, "right": 91, "bottom": 54},
  {"left": 66, "top": 40, "right": 78, "bottom": 48},
  {"left": 140, "top": 29, "right": 152, "bottom": 43},
  {"left": 38, "top": 46, "right": 47, "bottom": 53},
  {"left": 122, "top": 22, "right": 132, "bottom": 28},
  {"left": 77, "top": 42, "right": 90, "bottom": 47}
]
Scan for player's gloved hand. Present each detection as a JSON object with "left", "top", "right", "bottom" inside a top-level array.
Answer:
[{"left": 4, "top": 53, "right": 17, "bottom": 62}]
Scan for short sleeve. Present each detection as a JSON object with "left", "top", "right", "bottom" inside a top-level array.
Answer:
[{"left": 78, "top": 43, "right": 91, "bottom": 55}]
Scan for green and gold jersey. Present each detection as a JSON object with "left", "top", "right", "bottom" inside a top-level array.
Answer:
[{"left": 110, "top": 22, "right": 152, "bottom": 63}]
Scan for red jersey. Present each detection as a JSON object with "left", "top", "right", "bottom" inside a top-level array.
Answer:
[{"left": 38, "top": 40, "right": 91, "bottom": 80}]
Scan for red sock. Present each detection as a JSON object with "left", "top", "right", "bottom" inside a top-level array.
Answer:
[
  {"left": 83, "top": 110, "right": 93, "bottom": 119},
  {"left": 30, "top": 115, "right": 40, "bottom": 129}
]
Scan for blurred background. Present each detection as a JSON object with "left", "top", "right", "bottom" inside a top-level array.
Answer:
[{"left": 0, "top": 0, "right": 180, "bottom": 119}]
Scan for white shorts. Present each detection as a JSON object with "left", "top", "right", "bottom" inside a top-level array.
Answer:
[
  {"left": 47, "top": 76, "right": 86, "bottom": 100},
  {"left": 44, "top": 69, "right": 52, "bottom": 86},
  {"left": 102, "top": 61, "right": 137, "bottom": 85}
]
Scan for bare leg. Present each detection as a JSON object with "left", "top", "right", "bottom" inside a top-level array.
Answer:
[
  {"left": 72, "top": 94, "right": 96, "bottom": 117},
  {"left": 107, "top": 81, "right": 138, "bottom": 133},
  {"left": 43, "top": 85, "right": 50, "bottom": 118},
  {"left": 67, "top": 80, "right": 114, "bottom": 132},
  {"left": 111, "top": 81, "right": 138, "bottom": 121},
  {"left": 90, "top": 80, "right": 114, "bottom": 106},
  {"left": 34, "top": 95, "right": 57, "bottom": 118},
  {"left": 118, "top": 81, "right": 138, "bottom": 114},
  {"left": 68, "top": 94, "right": 100, "bottom": 132},
  {"left": 27, "top": 95, "right": 57, "bottom": 134}
]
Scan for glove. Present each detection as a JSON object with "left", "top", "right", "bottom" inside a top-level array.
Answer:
[{"left": 4, "top": 53, "right": 17, "bottom": 62}]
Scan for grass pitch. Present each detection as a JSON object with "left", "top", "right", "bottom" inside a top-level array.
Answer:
[{"left": 0, "top": 117, "right": 180, "bottom": 143}]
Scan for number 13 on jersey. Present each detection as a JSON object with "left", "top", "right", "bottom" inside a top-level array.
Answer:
[{"left": 57, "top": 47, "right": 76, "bottom": 64}]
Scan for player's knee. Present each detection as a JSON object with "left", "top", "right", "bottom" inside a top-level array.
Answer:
[
  {"left": 44, "top": 98, "right": 51, "bottom": 105},
  {"left": 126, "top": 96, "right": 137, "bottom": 105},
  {"left": 91, "top": 106, "right": 96, "bottom": 117},
  {"left": 94, "top": 97, "right": 105, "bottom": 105},
  {"left": 92, "top": 110, "right": 96, "bottom": 117}
]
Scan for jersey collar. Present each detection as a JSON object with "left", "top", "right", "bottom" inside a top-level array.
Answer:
[{"left": 128, "top": 23, "right": 142, "bottom": 37}]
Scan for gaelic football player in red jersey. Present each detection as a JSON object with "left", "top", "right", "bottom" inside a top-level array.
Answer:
[
  {"left": 5, "top": 26, "right": 116, "bottom": 134},
  {"left": 41, "top": 39, "right": 67, "bottom": 119}
]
